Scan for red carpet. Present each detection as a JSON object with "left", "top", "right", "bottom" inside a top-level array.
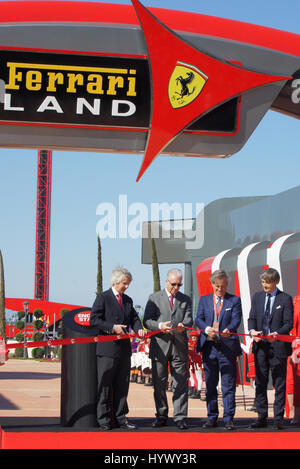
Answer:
[
  {"left": 1, "top": 429, "right": 300, "bottom": 449},
  {"left": 1, "top": 417, "right": 300, "bottom": 449}
]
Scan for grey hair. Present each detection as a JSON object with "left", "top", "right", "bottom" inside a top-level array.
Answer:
[
  {"left": 210, "top": 269, "right": 229, "bottom": 284},
  {"left": 110, "top": 267, "right": 132, "bottom": 286},
  {"left": 167, "top": 268, "right": 182, "bottom": 280},
  {"left": 260, "top": 268, "right": 280, "bottom": 283}
]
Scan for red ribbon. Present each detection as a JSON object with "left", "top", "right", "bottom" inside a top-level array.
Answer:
[
  {"left": 4, "top": 329, "right": 161, "bottom": 351},
  {"left": 184, "top": 327, "right": 300, "bottom": 343},
  {"left": 2, "top": 328, "right": 300, "bottom": 360}
]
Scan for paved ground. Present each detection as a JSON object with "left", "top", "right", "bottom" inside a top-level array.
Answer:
[{"left": 0, "top": 358, "right": 272, "bottom": 421}]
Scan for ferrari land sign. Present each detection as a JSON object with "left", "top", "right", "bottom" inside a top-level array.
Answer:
[
  {"left": 0, "top": 49, "right": 239, "bottom": 132},
  {"left": 0, "top": 0, "right": 300, "bottom": 180},
  {"left": 1, "top": 50, "right": 150, "bottom": 127}
]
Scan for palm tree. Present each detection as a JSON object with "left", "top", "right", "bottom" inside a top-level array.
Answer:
[
  {"left": 151, "top": 236, "right": 161, "bottom": 292},
  {"left": 96, "top": 235, "right": 103, "bottom": 295},
  {"left": 0, "top": 249, "right": 6, "bottom": 340}
]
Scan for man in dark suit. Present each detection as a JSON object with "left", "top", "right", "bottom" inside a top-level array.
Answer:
[
  {"left": 89, "top": 267, "right": 145, "bottom": 431},
  {"left": 195, "top": 269, "right": 242, "bottom": 430},
  {"left": 248, "top": 267, "right": 294, "bottom": 430},
  {"left": 143, "top": 268, "right": 193, "bottom": 430}
]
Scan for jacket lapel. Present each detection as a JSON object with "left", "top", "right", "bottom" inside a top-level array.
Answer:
[
  {"left": 110, "top": 288, "right": 125, "bottom": 322},
  {"left": 109, "top": 288, "right": 118, "bottom": 306},
  {"left": 208, "top": 294, "right": 215, "bottom": 325},
  {"left": 258, "top": 291, "right": 267, "bottom": 329},
  {"left": 270, "top": 289, "right": 281, "bottom": 322},
  {"left": 218, "top": 295, "right": 228, "bottom": 325},
  {"left": 162, "top": 290, "right": 172, "bottom": 313},
  {"left": 173, "top": 292, "right": 182, "bottom": 313}
]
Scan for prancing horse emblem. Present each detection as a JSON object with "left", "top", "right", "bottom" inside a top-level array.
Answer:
[
  {"left": 175, "top": 72, "right": 196, "bottom": 99},
  {"left": 168, "top": 62, "right": 208, "bottom": 109}
]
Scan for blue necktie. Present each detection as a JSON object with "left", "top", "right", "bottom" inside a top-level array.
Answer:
[{"left": 262, "top": 294, "right": 271, "bottom": 335}]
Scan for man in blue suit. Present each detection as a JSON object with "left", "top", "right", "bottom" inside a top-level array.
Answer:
[
  {"left": 248, "top": 267, "right": 294, "bottom": 430},
  {"left": 195, "top": 269, "right": 242, "bottom": 430}
]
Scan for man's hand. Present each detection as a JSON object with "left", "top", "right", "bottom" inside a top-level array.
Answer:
[
  {"left": 206, "top": 327, "right": 218, "bottom": 339},
  {"left": 251, "top": 330, "right": 263, "bottom": 342},
  {"left": 137, "top": 329, "right": 146, "bottom": 338},
  {"left": 160, "top": 321, "right": 172, "bottom": 333},
  {"left": 175, "top": 322, "right": 185, "bottom": 333},
  {"left": 113, "top": 324, "right": 127, "bottom": 335},
  {"left": 266, "top": 332, "right": 277, "bottom": 343},
  {"left": 220, "top": 328, "right": 231, "bottom": 338}
]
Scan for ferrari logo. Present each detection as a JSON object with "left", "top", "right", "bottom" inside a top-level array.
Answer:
[{"left": 168, "top": 61, "right": 208, "bottom": 109}]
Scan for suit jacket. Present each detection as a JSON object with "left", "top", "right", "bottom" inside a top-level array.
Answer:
[
  {"left": 143, "top": 289, "right": 193, "bottom": 362},
  {"left": 248, "top": 289, "right": 294, "bottom": 358},
  {"left": 89, "top": 288, "right": 142, "bottom": 358},
  {"left": 195, "top": 292, "right": 242, "bottom": 357}
]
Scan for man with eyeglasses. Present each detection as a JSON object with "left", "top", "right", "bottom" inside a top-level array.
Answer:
[{"left": 143, "top": 268, "right": 193, "bottom": 430}]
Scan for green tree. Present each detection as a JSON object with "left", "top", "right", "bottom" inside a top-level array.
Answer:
[
  {"left": 96, "top": 235, "right": 103, "bottom": 295},
  {"left": 0, "top": 249, "right": 6, "bottom": 340},
  {"left": 59, "top": 308, "right": 69, "bottom": 318},
  {"left": 33, "top": 309, "right": 43, "bottom": 319},
  {"left": 32, "top": 310, "right": 45, "bottom": 359},
  {"left": 151, "top": 236, "right": 161, "bottom": 292}
]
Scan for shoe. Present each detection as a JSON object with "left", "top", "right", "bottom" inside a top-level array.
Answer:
[
  {"left": 250, "top": 418, "right": 268, "bottom": 429},
  {"left": 273, "top": 420, "right": 284, "bottom": 430},
  {"left": 191, "top": 390, "right": 200, "bottom": 399},
  {"left": 176, "top": 420, "right": 188, "bottom": 430},
  {"left": 152, "top": 418, "right": 167, "bottom": 428},
  {"left": 290, "top": 419, "right": 300, "bottom": 425},
  {"left": 224, "top": 420, "right": 235, "bottom": 430},
  {"left": 118, "top": 420, "right": 138, "bottom": 430},
  {"left": 98, "top": 423, "right": 112, "bottom": 431},
  {"left": 202, "top": 419, "right": 217, "bottom": 428}
]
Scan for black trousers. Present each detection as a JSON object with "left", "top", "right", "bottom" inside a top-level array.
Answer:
[
  {"left": 96, "top": 354, "right": 131, "bottom": 426},
  {"left": 254, "top": 342, "right": 288, "bottom": 421}
]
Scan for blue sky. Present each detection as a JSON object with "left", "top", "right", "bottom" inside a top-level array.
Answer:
[{"left": 0, "top": 0, "right": 300, "bottom": 313}]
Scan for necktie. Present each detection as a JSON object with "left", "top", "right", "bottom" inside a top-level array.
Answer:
[
  {"left": 262, "top": 293, "right": 271, "bottom": 334},
  {"left": 265, "top": 294, "right": 271, "bottom": 316},
  {"left": 117, "top": 293, "right": 122, "bottom": 308},
  {"left": 215, "top": 297, "right": 222, "bottom": 319},
  {"left": 170, "top": 295, "right": 174, "bottom": 309},
  {"left": 213, "top": 297, "right": 222, "bottom": 342}
]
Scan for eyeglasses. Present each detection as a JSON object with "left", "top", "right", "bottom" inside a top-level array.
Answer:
[{"left": 168, "top": 280, "right": 183, "bottom": 287}]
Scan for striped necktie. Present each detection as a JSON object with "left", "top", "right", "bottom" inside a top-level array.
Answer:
[{"left": 215, "top": 297, "right": 222, "bottom": 320}]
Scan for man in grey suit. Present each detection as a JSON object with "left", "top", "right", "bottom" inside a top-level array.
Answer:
[{"left": 143, "top": 268, "right": 193, "bottom": 429}]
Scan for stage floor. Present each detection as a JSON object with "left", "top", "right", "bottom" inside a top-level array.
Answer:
[
  {"left": 1, "top": 416, "right": 300, "bottom": 449},
  {"left": 1, "top": 415, "right": 300, "bottom": 433},
  {"left": 1, "top": 359, "right": 300, "bottom": 449}
]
